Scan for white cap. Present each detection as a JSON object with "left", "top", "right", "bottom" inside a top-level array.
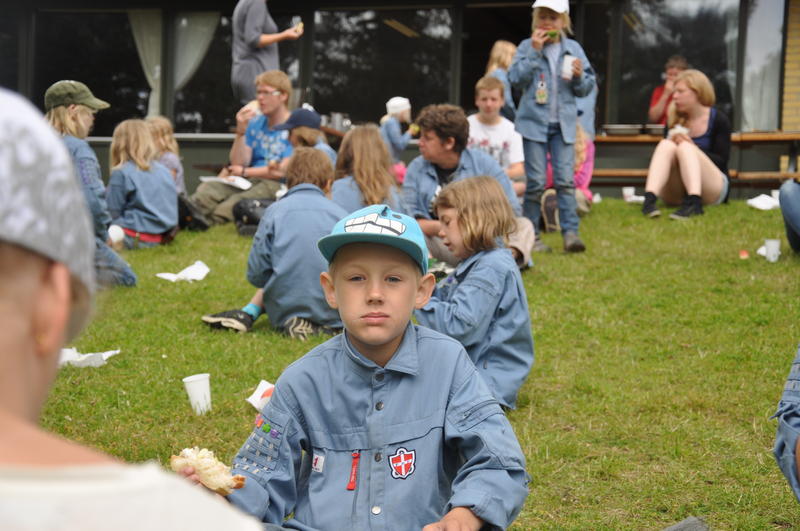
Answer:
[
  {"left": 532, "top": 0, "right": 569, "bottom": 14},
  {"left": 386, "top": 96, "right": 411, "bottom": 115}
]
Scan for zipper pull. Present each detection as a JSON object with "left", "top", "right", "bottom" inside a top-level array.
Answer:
[{"left": 346, "top": 451, "right": 360, "bottom": 490}]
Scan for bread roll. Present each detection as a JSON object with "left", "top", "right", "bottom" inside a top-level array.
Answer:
[{"left": 170, "top": 447, "right": 245, "bottom": 496}]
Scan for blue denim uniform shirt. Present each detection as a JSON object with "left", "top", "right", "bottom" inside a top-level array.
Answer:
[
  {"left": 416, "top": 247, "right": 534, "bottom": 409},
  {"left": 62, "top": 135, "right": 111, "bottom": 241},
  {"left": 247, "top": 183, "right": 346, "bottom": 329},
  {"left": 106, "top": 161, "right": 177, "bottom": 234},
  {"left": 331, "top": 176, "right": 406, "bottom": 215},
  {"left": 245, "top": 115, "right": 294, "bottom": 167},
  {"left": 402, "top": 148, "right": 521, "bottom": 220},
  {"left": 314, "top": 139, "right": 338, "bottom": 167},
  {"left": 380, "top": 116, "right": 412, "bottom": 163},
  {"left": 508, "top": 38, "right": 596, "bottom": 144},
  {"left": 489, "top": 67, "right": 516, "bottom": 122},
  {"left": 773, "top": 344, "right": 800, "bottom": 501},
  {"left": 228, "top": 323, "right": 529, "bottom": 529}
]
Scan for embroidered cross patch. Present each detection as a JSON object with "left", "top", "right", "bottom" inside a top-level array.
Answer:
[{"left": 388, "top": 447, "right": 416, "bottom": 479}]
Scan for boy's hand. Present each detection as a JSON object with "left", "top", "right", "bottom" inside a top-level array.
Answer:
[
  {"left": 422, "top": 507, "right": 483, "bottom": 531},
  {"left": 531, "top": 29, "right": 548, "bottom": 51},
  {"left": 176, "top": 466, "right": 226, "bottom": 500},
  {"left": 571, "top": 59, "right": 583, "bottom": 79}
]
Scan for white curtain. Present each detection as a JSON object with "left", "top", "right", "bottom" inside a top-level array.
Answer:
[
  {"left": 128, "top": 10, "right": 163, "bottom": 117},
  {"left": 174, "top": 13, "right": 220, "bottom": 92}
]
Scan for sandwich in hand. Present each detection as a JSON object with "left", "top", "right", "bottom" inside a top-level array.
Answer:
[{"left": 170, "top": 447, "right": 246, "bottom": 496}]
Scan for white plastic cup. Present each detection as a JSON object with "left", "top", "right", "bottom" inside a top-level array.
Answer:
[
  {"left": 561, "top": 55, "right": 577, "bottom": 80},
  {"left": 182, "top": 373, "right": 212, "bottom": 415},
  {"left": 765, "top": 239, "right": 781, "bottom": 263},
  {"left": 622, "top": 186, "right": 635, "bottom": 201},
  {"left": 771, "top": 189, "right": 781, "bottom": 201}
]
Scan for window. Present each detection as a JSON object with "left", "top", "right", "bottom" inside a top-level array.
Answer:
[
  {"left": 616, "top": 0, "right": 739, "bottom": 125},
  {"left": 740, "top": 0, "right": 785, "bottom": 131},
  {"left": 0, "top": 12, "right": 18, "bottom": 90},
  {"left": 33, "top": 11, "right": 149, "bottom": 137},
  {"left": 311, "top": 9, "right": 452, "bottom": 123}
]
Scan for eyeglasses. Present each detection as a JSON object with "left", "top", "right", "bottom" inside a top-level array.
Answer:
[{"left": 257, "top": 89, "right": 283, "bottom": 97}]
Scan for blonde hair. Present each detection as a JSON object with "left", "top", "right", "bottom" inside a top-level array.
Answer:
[
  {"left": 485, "top": 40, "right": 516, "bottom": 74},
  {"left": 45, "top": 105, "right": 93, "bottom": 139},
  {"left": 532, "top": 7, "right": 573, "bottom": 36},
  {"left": 291, "top": 126, "right": 322, "bottom": 147},
  {"left": 475, "top": 76, "right": 505, "bottom": 99},
  {"left": 435, "top": 176, "right": 516, "bottom": 254},
  {"left": 254, "top": 70, "right": 292, "bottom": 103},
  {"left": 145, "top": 116, "right": 179, "bottom": 156},
  {"left": 666, "top": 69, "right": 716, "bottom": 128},
  {"left": 110, "top": 119, "right": 156, "bottom": 171},
  {"left": 335, "top": 125, "right": 397, "bottom": 206},
  {"left": 286, "top": 147, "right": 334, "bottom": 190},
  {"left": 573, "top": 124, "right": 587, "bottom": 172}
]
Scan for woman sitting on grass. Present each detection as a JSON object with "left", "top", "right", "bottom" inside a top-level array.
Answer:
[
  {"left": 642, "top": 69, "right": 731, "bottom": 220},
  {"left": 0, "top": 90, "right": 260, "bottom": 530}
]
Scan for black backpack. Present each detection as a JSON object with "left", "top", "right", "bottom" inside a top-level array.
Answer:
[
  {"left": 177, "top": 193, "right": 210, "bottom": 231},
  {"left": 233, "top": 197, "right": 275, "bottom": 236}
]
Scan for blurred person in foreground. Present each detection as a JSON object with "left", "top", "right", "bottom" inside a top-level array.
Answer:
[{"left": 0, "top": 89, "right": 261, "bottom": 531}]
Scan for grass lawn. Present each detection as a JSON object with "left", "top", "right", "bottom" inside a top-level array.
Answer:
[{"left": 44, "top": 198, "right": 799, "bottom": 529}]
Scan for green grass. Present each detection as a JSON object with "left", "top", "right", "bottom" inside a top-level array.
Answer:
[{"left": 44, "top": 199, "right": 799, "bottom": 529}]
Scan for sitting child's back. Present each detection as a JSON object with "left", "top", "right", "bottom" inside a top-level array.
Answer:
[{"left": 247, "top": 147, "right": 347, "bottom": 330}]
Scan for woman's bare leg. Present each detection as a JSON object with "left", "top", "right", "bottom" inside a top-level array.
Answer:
[{"left": 645, "top": 139, "right": 678, "bottom": 196}]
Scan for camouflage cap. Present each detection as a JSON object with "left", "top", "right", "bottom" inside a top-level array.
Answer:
[
  {"left": 44, "top": 80, "right": 110, "bottom": 111},
  {"left": 0, "top": 89, "right": 95, "bottom": 292}
]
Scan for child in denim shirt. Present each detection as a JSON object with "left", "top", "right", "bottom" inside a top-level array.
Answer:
[
  {"left": 189, "top": 205, "right": 529, "bottom": 529},
  {"left": 416, "top": 177, "right": 534, "bottom": 409}
]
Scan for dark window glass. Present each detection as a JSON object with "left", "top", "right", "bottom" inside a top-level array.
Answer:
[
  {"left": 0, "top": 12, "right": 19, "bottom": 90},
  {"left": 33, "top": 12, "right": 149, "bottom": 136},
  {"left": 311, "top": 9, "right": 452, "bottom": 123},
  {"left": 617, "top": 0, "right": 738, "bottom": 124},
  {"left": 578, "top": 2, "right": 611, "bottom": 129}
]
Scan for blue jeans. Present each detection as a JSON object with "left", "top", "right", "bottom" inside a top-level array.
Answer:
[
  {"left": 95, "top": 239, "right": 137, "bottom": 287},
  {"left": 522, "top": 123, "right": 580, "bottom": 235},
  {"left": 780, "top": 179, "right": 800, "bottom": 253}
]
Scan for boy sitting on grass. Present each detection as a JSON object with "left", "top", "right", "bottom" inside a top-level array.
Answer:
[
  {"left": 202, "top": 147, "right": 347, "bottom": 339},
  {"left": 199, "top": 205, "right": 529, "bottom": 529}
]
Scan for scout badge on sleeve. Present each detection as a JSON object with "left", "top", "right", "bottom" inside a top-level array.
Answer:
[
  {"left": 388, "top": 447, "right": 416, "bottom": 479},
  {"left": 535, "top": 73, "right": 548, "bottom": 105}
]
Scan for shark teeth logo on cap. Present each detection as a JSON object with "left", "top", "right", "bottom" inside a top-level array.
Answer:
[{"left": 344, "top": 213, "right": 406, "bottom": 236}]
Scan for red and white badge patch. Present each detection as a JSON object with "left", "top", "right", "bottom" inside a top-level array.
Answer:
[{"left": 388, "top": 447, "right": 416, "bottom": 479}]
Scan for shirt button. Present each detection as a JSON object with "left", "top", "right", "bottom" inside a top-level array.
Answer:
[
  {"left": 375, "top": 452, "right": 382, "bottom": 462},
  {"left": 375, "top": 373, "right": 384, "bottom": 382},
  {"left": 375, "top": 401, "right": 384, "bottom": 411},
  {"left": 371, "top": 506, "right": 382, "bottom": 515}
]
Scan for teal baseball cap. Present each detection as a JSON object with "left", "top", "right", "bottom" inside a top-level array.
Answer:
[{"left": 318, "top": 205, "right": 428, "bottom": 274}]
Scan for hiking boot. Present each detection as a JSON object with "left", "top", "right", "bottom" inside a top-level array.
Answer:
[
  {"left": 541, "top": 189, "right": 560, "bottom": 233},
  {"left": 532, "top": 238, "right": 552, "bottom": 253},
  {"left": 670, "top": 194, "right": 704, "bottom": 220},
  {"left": 563, "top": 231, "right": 586, "bottom": 253},
  {"left": 642, "top": 191, "right": 661, "bottom": 218},
  {"left": 201, "top": 309, "right": 254, "bottom": 333},
  {"left": 283, "top": 316, "right": 339, "bottom": 341}
]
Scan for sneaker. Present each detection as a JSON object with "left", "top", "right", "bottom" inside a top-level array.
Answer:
[
  {"left": 201, "top": 309, "right": 254, "bottom": 333},
  {"left": 532, "top": 238, "right": 552, "bottom": 253},
  {"left": 283, "top": 316, "right": 339, "bottom": 341},
  {"left": 563, "top": 231, "right": 586, "bottom": 253},
  {"left": 541, "top": 189, "right": 560, "bottom": 233},
  {"left": 642, "top": 192, "right": 661, "bottom": 218},
  {"left": 669, "top": 194, "right": 704, "bottom": 220}
]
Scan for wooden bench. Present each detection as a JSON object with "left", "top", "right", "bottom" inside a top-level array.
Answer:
[{"left": 593, "top": 131, "right": 800, "bottom": 187}]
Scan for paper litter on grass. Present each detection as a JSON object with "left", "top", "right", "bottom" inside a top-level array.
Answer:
[
  {"left": 59, "top": 347, "right": 120, "bottom": 368},
  {"left": 624, "top": 194, "right": 645, "bottom": 204},
  {"left": 246, "top": 380, "right": 275, "bottom": 411},
  {"left": 156, "top": 260, "right": 210, "bottom": 282},
  {"left": 746, "top": 194, "right": 780, "bottom": 211}
]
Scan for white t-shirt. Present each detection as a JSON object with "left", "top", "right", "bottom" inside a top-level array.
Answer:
[
  {"left": 467, "top": 114, "right": 524, "bottom": 172},
  {"left": 0, "top": 462, "right": 262, "bottom": 531}
]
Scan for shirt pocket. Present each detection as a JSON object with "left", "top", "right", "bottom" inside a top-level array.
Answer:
[{"left": 236, "top": 408, "right": 291, "bottom": 473}]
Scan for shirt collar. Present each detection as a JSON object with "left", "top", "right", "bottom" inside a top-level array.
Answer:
[
  {"left": 423, "top": 150, "right": 470, "bottom": 178},
  {"left": 342, "top": 322, "right": 419, "bottom": 376},
  {"left": 284, "top": 183, "right": 324, "bottom": 197}
]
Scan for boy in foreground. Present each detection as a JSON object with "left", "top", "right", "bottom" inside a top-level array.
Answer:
[{"left": 225, "top": 204, "right": 529, "bottom": 529}]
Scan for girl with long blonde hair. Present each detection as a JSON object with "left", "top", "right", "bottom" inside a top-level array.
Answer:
[
  {"left": 485, "top": 40, "right": 518, "bottom": 121},
  {"left": 107, "top": 119, "right": 178, "bottom": 248},
  {"left": 331, "top": 124, "right": 405, "bottom": 213},
  {"left": 146, "top": 116, "right": 185, "bottom": 194},
  {"left": 642, "top": 69, "right": 731, "bottom": 219}
]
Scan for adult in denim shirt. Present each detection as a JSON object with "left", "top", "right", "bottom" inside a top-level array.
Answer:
[
  {"left": 44, "top": 80, "right": 137, "bottom": 287},
  {"left": 509, "top": 0, "right": 596, "bottom": 252},
  {"left": 774, "top": 344, "right": 800, "bottom": 501},
  {"left": 403, "top": 104, "right": 534, "bottom": 267}
]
